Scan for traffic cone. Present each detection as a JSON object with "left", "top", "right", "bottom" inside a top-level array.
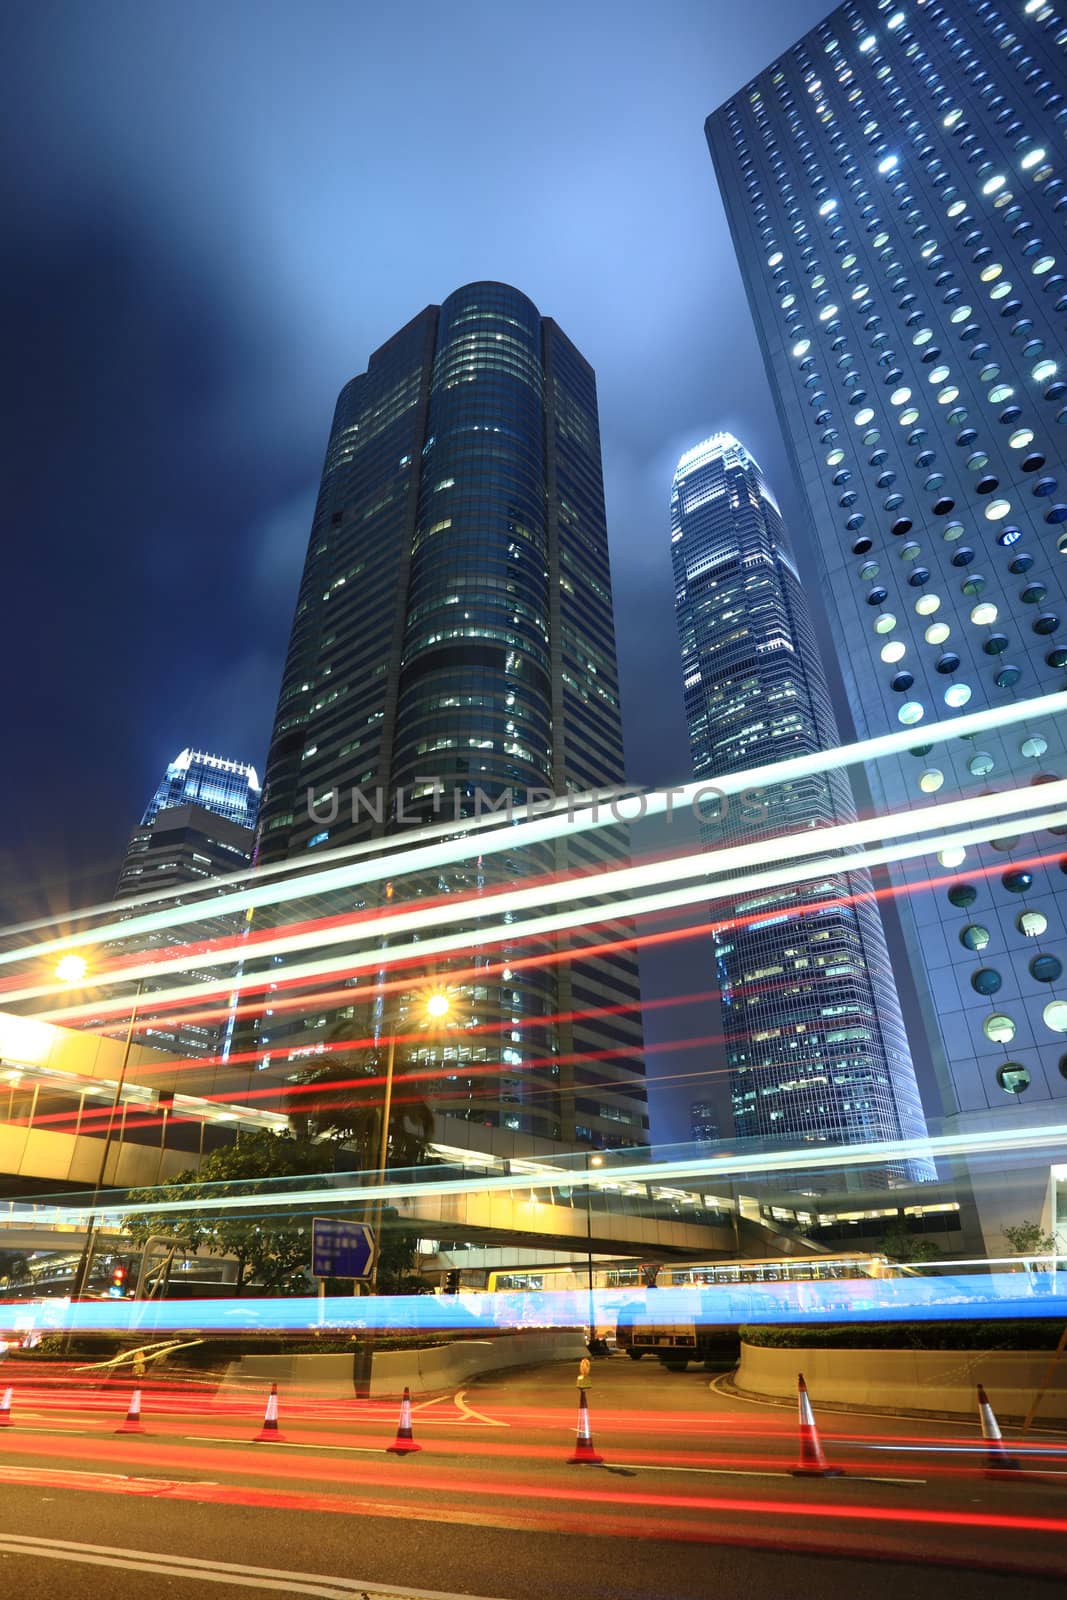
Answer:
[
  {"left": 792, "top": 1372, "right": 842, "bottom": 1477},
  {"left": 568, "top": 1387, "right": 604, "bottom": 1465},
  {"left": 977, "top": 1383, "right": 1020, "bottom": 1477},
  {"left": 0, "top": 1386, "right": 11, "bottom": 1427},
  {"left": 386, "top": 1386, "right": 421, "bottom": 1454},
  {"left": 115, "top": 1387, "right": 145, "bottom": 1435},
  {"left": 254, "top": 1381, "right": 285, "bottom": 1442}
]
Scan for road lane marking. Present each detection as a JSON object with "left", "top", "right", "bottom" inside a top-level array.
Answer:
[
  {"left": 0, "top": 1535, "right": 509, "bottom": 1599},
  {"left": 0, "top": 1465, "right": 218, "bottom": 1489},
  {"left": 601, "top": 1462, "right": 924, "bottom": 1486},
  {"left": 453, "top": 1388, "right": 508, "bottom": 1426},
  {"left": 185, "top": 1435, "right": 386, "bottom": 1454}
]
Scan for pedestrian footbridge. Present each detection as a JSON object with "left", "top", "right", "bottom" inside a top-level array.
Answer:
[{"left": 0, "top": 1009, "right": 804, "bottom": 1264}]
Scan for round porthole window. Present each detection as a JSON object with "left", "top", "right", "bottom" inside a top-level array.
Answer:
[
  {"left": 984, "top": 1014, "right": 1016, "bottom": 1044},
  {"left": 1003, "top": 869, "right": 1035, "bottom": 893},
  {"left": 996, "top": 1064, "right": 1030, "bottom": 1095},
  {"left": 1031, "top": 954, "right": 1063, "bottom": 983},
  {"left": 972, "top": 968, "right": 1003, "bottom": 996},
  {"left": 960, "top": 925, "right": 990, "bottom": 951},
  {"left": 1018, "top": 911, "right": 1048, "bottom": 938},
  {"left": 947, "top": 883, "right": 977, "bottom": 908},
  {"left": 1043, "top": 1000, "right": 1067, "bottom": 1033}
]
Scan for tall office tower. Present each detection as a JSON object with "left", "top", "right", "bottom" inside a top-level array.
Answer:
[
  {"left": 690, "top": 1099, "right": 721, "bottom": 1146},
  {"left": 705, "top": 0, "right": 1067, "bottom": 1155},
  {"left": 113, "top": 751, "right": 259, "bottom": 1056},
  {"left": 255, "top": 282, "right": 647, "bottom": 1149},
  {"left": 141, "top": 749, "right": 261, "bottom": 829},
  {"left": 671, "top": 433, "right": 932, "bottom": 1182}
]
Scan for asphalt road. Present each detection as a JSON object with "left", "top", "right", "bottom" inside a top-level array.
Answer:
[{"left": 0, "top": 1353, "right": 1064, "bottom": 1599}]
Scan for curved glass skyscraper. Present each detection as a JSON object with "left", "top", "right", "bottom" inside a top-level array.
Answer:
[
  {"left": 256, "top": 284, "right": 646, "bottom": 1150},
  {"left": 671, "top": 433, "right": 932, "bottom": 1182}
]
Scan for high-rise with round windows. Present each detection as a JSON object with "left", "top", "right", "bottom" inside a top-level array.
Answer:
[
  {"left": 705, "top": 1, "right": 1067, "bottom": 1187},
  {"left": 671, "top": 433, "right": 932, "bottom": 1182},
  {"left": 255, "top": 283, "right": 647, "bottom": 1150}
]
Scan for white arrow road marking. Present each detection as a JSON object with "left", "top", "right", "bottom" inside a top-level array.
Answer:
[{"left": 0, "top": 1535, "right": 508, "bottom": 1599}]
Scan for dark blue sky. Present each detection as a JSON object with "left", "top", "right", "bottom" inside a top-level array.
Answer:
[{"left": 2, "top": 0, "right": 833, "bottom": 1134}]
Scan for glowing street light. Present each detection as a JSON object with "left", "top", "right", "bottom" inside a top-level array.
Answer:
[
  {"left": 585, "top": 1151, "right": 606, "bottom": 1356},
  {"left": 55, "top": 953, "right": 88, "bottom": 985},
  {"left": 58, "top": 954, "right": 146, "bottom": 1335},
  {"left": 370, "top": 986, "right": 453, "bottom": 1291}
]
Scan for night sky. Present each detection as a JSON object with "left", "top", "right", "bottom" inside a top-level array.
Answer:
[{"left": 2, "top": 0, "right": 835, "bottom": 1137}]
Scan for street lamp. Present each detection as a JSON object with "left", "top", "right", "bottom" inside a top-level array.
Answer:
[
  {"left": 61, "top": 958, "right": 147, "bottom": 1315},
  {"left": 55, "top": 953, "right": 89, "bottom": 986},
  {"left": 585, "top": 1152, "right": 605, "bottom": 1356},
  {"left": 369, "top": 989, "right": 450, "bottom": 1292}
]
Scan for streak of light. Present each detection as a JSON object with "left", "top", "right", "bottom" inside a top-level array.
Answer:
[
  {"left": 4, "top": 688, "right": 1065, "bottom": 964},
  {"left": 8, "top": 1275, "right": 1067, "bottom": 1340},
  {"left": 27, "top": 801, "right": 1067, "bottom": 1025},
  {"left": 69, "top": 840, "right": 1065, "bottom": 1049}
]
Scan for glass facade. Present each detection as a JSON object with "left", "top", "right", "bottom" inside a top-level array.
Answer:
[
  {"left": 706, "top": 0, "right": 1067, "bottom": 1124},
  {"left": 255, "top": 283, "right": 646, "bottom": 1149},
  {"left": 671, "top": 433, "right": 933, "bottom": 1182},
  {"left": 141, "top": 748, "right": 260, "bottom": 829},
  {"left": 112, "top": 751, "right": 259, "bottom": 1059}
]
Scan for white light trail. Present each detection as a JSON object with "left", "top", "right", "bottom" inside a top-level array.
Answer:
[
  {"left": 52, "top": 1118, "right": 1067, "bottom": 1228},
  {"left": 32, "top": 801, "right": 1067, "bottom": 1025},
  {"left": 5, "top": 689, "right": 1065, "bottom": 963},
  {"left": 14, "top": 775, "right": 1067, "bottom": 1008}
]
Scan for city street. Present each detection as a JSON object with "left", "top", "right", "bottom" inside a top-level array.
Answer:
[{"left": 0, "top": 1354, "right": 1065, "bottom": 1597}]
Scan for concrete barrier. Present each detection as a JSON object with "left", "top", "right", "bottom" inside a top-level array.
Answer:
[
  {"left": 224, "top": 1329, "right": 589, "bottom": 1399},
  {"left": 735, "top": 1340, "right": 1067, "bottom": 1421}
]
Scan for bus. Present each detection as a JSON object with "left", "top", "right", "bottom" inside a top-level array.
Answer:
[
  {"left": 614, "top": 1254, "right": 908, "bottom": 1369},
  {"left": 485, "top": 1252, "right": 898, "bottom": 1296}
]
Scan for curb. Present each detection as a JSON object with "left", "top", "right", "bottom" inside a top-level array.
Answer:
[{"left": 714, "top": 1372, "right": 1067, "bottom": 1434}]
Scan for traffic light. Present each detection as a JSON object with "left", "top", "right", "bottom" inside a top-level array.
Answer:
[
  {"left": 443, "top": 1269, "right": 461, "bottom": 1294},
  {"left": 109, "top": 1260, "right": 129, "bottom": 1298}
]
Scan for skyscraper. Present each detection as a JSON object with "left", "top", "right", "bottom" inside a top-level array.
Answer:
[
  {"left": 705, "top": 0, "right": 1067, "bottom": 1139},
  {"left": 690, "top": 1098, "right": 721, "bottom": 1146},
  {"left": 255, "top": 283, "right": 647, "bottom": 1149},
  {"left": 141, "top": 749, "right": 261, "bottom": 830},
  {"left": 671, "top": 432, "right": 932, "bottom": 1182},
  {"left": 113, "top": 750, "right": 259, "bottom": 1056}
]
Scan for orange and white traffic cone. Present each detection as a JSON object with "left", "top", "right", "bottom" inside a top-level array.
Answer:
[
  {"left": 254, "top": 1381, "right": 285, "bottom": 1442},
  {"left": 568, "top": 1388, "right": 604, "bottom": 1465},
  {"left": 386, "top": 1386, "right": 421, "bottom": 1454},
  {"left": 0, "top": 1386, "right": 12, "bottom": 1427},
  {"left": 792, "top": 1372, "right": 842, "bottom": 1478},
  {"left": 977, "top": 1383, "right": 1020, "bottom": 1478},
  {"left": 115, "top": 1387, "right": 145, "bottom": 1435}
]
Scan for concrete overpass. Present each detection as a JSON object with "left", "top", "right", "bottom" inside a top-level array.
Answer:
[{"left": 0, "top": 1008, "right": 823, "bottom": 1274}]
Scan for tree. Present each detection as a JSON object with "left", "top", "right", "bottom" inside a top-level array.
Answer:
[
  {"left": 878, "top": 1220, "right": 942, "bottom": 1265},
  {"left": 1004, "top": 1219, "right": 1058, "bottom": 1258},
  {"left": 0, "top": 1250, "right": 30, "bottom": 1289},
  {"left": 124, "top": 1129, "right": 335, "bottom": 1296},
  {"left": 288, "top": 1013, "right": 434, "bottom": 1172}
]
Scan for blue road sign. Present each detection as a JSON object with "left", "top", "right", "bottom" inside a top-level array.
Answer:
[{"left": 311, "top": 1219, "right": 376, "bottom": 1281}]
